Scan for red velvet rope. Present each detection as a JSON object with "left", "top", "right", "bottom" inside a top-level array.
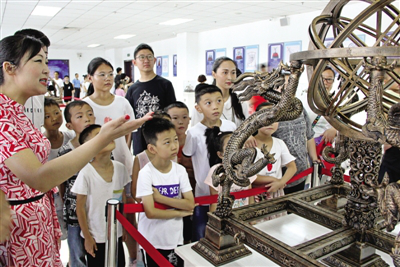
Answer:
[{"left": 115, "top": 211, "right": 173, "bottom": 267}]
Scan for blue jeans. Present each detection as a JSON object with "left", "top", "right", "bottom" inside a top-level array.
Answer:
[
  {"left": 67, "top": 224, "right": 86, "bottom": 267},
  {"left": 192, "top": 205, "right": 209, "bottom": 242}
]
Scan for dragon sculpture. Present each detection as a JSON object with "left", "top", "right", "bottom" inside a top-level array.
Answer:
[{"left": 211, "top": 60, "right": 304, "bottom": 218}]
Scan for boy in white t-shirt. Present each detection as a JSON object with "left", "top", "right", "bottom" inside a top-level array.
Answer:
[
  {"left": 72, "top": 124, "right": 130, "bottom": 267},
  {"left": 137, "top": 118, "right": 195, "bottom": 267},
  {"left": 182, "top": 84, "right": 236, "bottom": 241}
]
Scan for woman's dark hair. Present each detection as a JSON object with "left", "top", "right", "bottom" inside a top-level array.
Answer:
[
  {"left": 205, "top": 126, "right": 232, "bottom": 167},
  {"left": 197, "top": 74, "right": 207, "bottom": 83},
  {"left": 212, "top": 56, "right": 245, "bottom": 121},
  {"left": 14, "top": 29, "right": 51, "bottom": 48},
  {"left": 0, "top": 35, "right": 44, "bottom": 86},
  {"left": 86, "top": 57, "right": 114, "bottom": 96}
]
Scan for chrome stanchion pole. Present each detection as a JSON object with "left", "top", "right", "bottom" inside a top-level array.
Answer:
[
  {"left": 312, "top": 161, "right": 320, "bottom": 188},
  {"left": 105, "top": 199, "right": 119, "bottom": 267}
]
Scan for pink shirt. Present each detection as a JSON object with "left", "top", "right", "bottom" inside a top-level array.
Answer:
[{"left": 115, "top": 88, "right": 126, "bottom": 97}]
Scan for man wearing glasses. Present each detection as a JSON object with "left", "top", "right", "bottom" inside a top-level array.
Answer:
[
  {"left": 126, "top": 43, "right": 176, "bottom": 155},
  {"left": 312, "top": 66, "right": 338, "bottom": 146}
]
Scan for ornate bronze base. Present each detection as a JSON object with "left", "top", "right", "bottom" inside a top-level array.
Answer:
[
  {"left": 322, "top": 242, "right": 389, "bottom": 267},
  {"left": 191, "top": 212, "right": 252, "bottom": 266},
  {"left": 317, "top": 194, "right": 347, "bottom": 212}
]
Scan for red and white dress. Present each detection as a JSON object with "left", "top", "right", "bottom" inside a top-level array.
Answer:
[{"left": 0, "top": 94, "right": 62, "bottom": 267}]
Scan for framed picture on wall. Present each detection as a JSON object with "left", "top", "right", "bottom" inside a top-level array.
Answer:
[
  {"left": 283, "top": 41, "right": 302, "bottom": 64},
  {"left": 215, "top": 48, "right": 226, "bottom": 59},
  {"left": 233, "top": 47, "right": 245, "bottom": 74},
  {"left": 205, "top": 50, "right": 215, "bottom": 75},
  {"left": 245, "top": 45, "right": 259, "bottom": 72},
  {"left": 173, "top": 54, "right": 177, "bottom": 77},
  {"left": 48, "top": 59, "right": 69, "bottom": 78},
  {"left": 162, "top": 55, "right": 169, "bottom": 77},
  {"left": 267, "top": 43, "right": 283, "bottom": 72},
  {"left": 156, "top": 56, "right": 162, "bottom": 76}
]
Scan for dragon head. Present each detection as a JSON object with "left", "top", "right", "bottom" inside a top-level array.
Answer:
[{"left": 231, "top": 63, "right": 287, "bottom": 102}]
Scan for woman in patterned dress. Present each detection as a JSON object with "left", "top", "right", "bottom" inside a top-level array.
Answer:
[{"left": 0, "top": 35, "right": 152, "bottom": 267}]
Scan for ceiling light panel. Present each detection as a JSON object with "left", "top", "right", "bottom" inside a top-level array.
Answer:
[
  {"left": 159, "top": 19, "right": 193, "bottom": 26},
  {"left": 31, "top": 6, "right": 61, "bottom": 17}
]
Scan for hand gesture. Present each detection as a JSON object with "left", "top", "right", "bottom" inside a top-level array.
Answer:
[
  {"left": 321, "top": 128, "right": 337, "bottom": 144},
  {"left": 265, "top": 177, "right": 285, "bottom": 193},
  {"left": 244, "top": 136, "right": 258, "bottom": 148},
  {"left": 84, "top": 235, "right": 97, "bottom": 258},
  {"left": 152, "top": 187, "right": 162, "bottom": 203},
  {"left": 99, "top": 111, "right": 153, "bottom": 143}
]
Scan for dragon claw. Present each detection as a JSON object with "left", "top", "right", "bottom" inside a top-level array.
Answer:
[{"left": 261, "top": 144, "right": 276, "bottom": 164}]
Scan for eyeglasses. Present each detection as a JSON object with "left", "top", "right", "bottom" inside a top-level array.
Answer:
[
  {"left": 322, "top": 77, "right": 334, "bottom": 84},
  {"left": 94, "top": 73, "right": 114, "bottom": 79},
  {"left": 136, "top": 55, "right": 154, "bottom": 62}
]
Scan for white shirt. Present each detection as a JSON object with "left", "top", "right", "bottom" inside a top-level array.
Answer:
[
  {"left": 255, "top": 137, "right": 296, "bottom": 178},
  {"left": 136, "top": 162, "right": 192, "bottom": 250},
  {"left": 182, "top": 119, "right": 236, "bottom": 197},
  {"left": 71, "top": 161, "right": 130, "bottom": 242},
  {"left": 84, "top": 96, "right": 135, "bottom": 174},
  {"left": 47, "top": 131, "right": 75, "bottom": 161}
]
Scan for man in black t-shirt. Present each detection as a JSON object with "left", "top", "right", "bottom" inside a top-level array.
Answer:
[{"left": 126, "top": 43, "right": 176, "bottom": 155}]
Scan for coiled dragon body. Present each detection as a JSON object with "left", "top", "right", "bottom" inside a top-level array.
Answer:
[{"left": 212, "top": 61, "right": 304, "bottom": 217}]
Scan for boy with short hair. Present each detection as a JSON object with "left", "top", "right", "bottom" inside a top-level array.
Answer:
[
  {"left": 137, "top": 118, "right": 195, "bottom": 267},
  {"left": 58, "top": 100, "right": 96, "bottom": 267},
  {"left": 182, "top": 84, "right": 236, "bottom": 241},
  {"left": 165, "top": 101, "right": 195, "bottom": 243},
  {"left": 72, "top": 124, "right": 130, "bottom": 267}
]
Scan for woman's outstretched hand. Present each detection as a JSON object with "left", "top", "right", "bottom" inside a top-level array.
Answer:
[{"left": 99, "top": 111, "right": 153, "bottom": 142}]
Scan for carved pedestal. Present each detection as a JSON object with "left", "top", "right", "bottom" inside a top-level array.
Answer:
[
  {"left": 323, "top": 242, "right": 389, "bottom": 267},
  {"left": 343, "top": 139, "right": 382, "bottom": 233},
  {"left": 191, "top": 212, "right": 251, "bottom": 266}
]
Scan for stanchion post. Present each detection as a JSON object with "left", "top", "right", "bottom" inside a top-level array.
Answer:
[
  {"left": 105, "top": 199, "right": 120, "bottom": 267},
  {"left": 312, "top": 162, "right": 320, "bottom": 188}
]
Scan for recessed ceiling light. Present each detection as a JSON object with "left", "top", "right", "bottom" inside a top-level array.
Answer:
[
  {"left": 31, "top": 6, "right": 61, "bottom": 17},
  {"left": 87, "top": 44, "right": 101, "bottom": 48},
  {"left": 159, "top": 19, "right": 193, "bottom": 26},
  {"left": 114, "top": 34, "right": 136, "bottom": 39}
]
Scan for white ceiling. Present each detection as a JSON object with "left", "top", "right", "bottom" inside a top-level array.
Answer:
[{"left": 0, "top": 0, "right": 330, "bottom": 50}]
